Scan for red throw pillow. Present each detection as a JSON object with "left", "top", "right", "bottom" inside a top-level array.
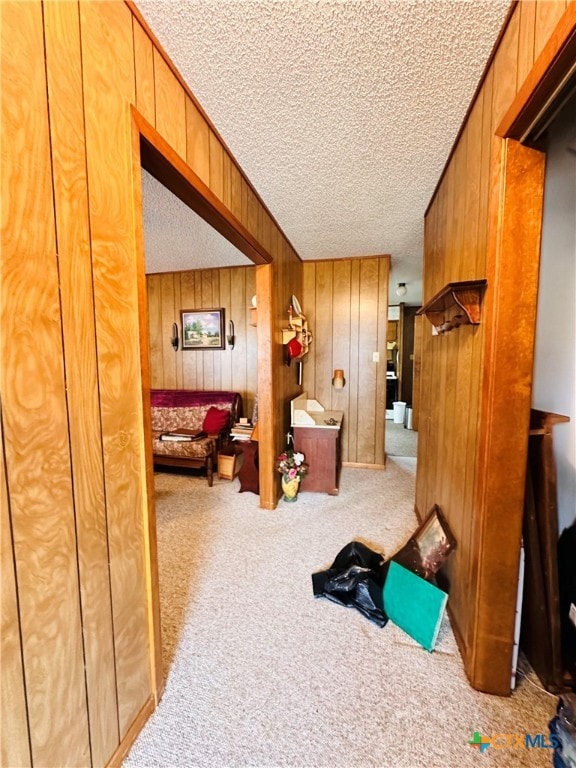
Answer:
[{"left": 202, "top": 406, "right": 230, "bottom": 433}]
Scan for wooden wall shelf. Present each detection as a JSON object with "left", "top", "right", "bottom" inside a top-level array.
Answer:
[
  {"left": 282, "top": 312, "right": 311, "bottom": 358},
  {"left": 417, "top": 279, "right": 487, "bottom": 334}
]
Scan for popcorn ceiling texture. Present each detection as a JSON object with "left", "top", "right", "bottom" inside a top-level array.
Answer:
[
  {"left": 139, "top": 0, "right": 510, "bottom": 301},
  {"left": 142, "top": 170, "right": 250, "bottom": 273}
]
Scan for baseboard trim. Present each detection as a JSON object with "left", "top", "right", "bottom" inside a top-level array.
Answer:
[
  {"left": 342, "top": 462, "right": 386, "bottom": 470},
  {"left": 106, "top": 694, "right": 155, "bottom": 767}
]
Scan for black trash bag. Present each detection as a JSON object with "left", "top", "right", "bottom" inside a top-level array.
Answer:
[
  {"left": 312, "top": 541, "right": 390, "bottom": 627},
  {"left": 549, "top": 694, "right": 576, "bottom": 768}
]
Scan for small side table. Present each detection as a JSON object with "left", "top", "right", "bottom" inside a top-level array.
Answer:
[{"left": 237, "top": 440, "right": 259, "bottom": 494}]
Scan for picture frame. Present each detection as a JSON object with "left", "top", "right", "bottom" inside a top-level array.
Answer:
[
  {"left": 391, "top": 504, "right": 456, "bottom": 581},
  {"left": 180, "top": 308, "right": 225, "bottom": 350}
]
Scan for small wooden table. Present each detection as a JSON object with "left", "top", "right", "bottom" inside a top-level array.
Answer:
[{"left": 237, "top": 440, "right": 259, "bottom": 494}]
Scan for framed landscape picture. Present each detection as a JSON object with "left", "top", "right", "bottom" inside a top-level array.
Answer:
[{"left": 181, "top": 308, "right": 225, "bottom": 350}]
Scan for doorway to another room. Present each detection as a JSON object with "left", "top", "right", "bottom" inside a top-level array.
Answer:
[{"left": 386, "top": 303, "right": 419, "bottom": 458}]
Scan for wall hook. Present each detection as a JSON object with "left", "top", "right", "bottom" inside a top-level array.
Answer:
[
  {"left": 170, "top": 322, "right": 179, "bottom": 352},
  {"left": 227, "top": 320, "right": 235, "bottom": 350}
]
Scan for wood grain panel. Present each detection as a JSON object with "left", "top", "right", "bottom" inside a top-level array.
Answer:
[
  {"left": 314, "top": 262, "right": 334, "bottom": 412},
  {"left": 0, "top": 2, "right": 91, "bottom": 763},
  {"left": 332, "top": 261, "right": 352, "bottom": 460},
  {"left": 478, "top": 72, "right": 494, "bottom": 274},
  {"left": 347, "top": 260, "right": 361, "bottom": 462},
  {"left": 471, "top": 140, "right": 545, "bottom": 693},
  {"left": 491, "top": 7, "right": 520, "bottom": 131},
  {"left": 80, "top": 0, "right": 151, "bottom": 735},
  {"left": 418, "top": 0, "right": 564, "bottom": 693},
  {"left": 518, "top": 0, "right": 537, "bottom": 87},
  {"left": 1, "top": 420, "right": 31, "bottom": 767},
  {"left": 229, "top": 159, "right": 243, "bottom": 222},
  {"left": 148, "top": 266, "right": 257, "bottom": 406},
  {"left": 185, "top": 95, "right": 210, "bottom": 186},
  {"left": 256, "top": 263, "right": 277, "bottom": 508},
  {"left": 534, "top": 0, "right": 567, "bottom": 56},
  {"left": 160, "top": 273, "right": 178, "bottom": 388},
  {"left": 147, "top": 275, "right": 164, "bottom": 388},
  {"left": 302, "top": 257, "right": 389, "bottom": 467},
  {"left": 209, "top": 131, "right": 225, "bottom": 202},
  {"left": 133, "top": 18, "right": 155, "bottom": 126},
  {"left": 153, "top": 47, "right": 186, "bottom": 159},
  {"left": 302, "top": 262, "right": 317, "bottom": 399},
  {"left": 43, "top": 1, "right": 120, "bottom": 762},
  {"left": 244, "top": 271, "right": 258, "bottom": 410},
  {"left": 374, "top": 259, "right": 389, "bottom": 466},
  {"left": 463, "top": 98, "right": 483, "bottom": 277},
  {"left": 357, "top": 260, "right": 380, "bottom": 464},
  {"left": 179, "top": 270, "right": 198, "bottom": 385}
]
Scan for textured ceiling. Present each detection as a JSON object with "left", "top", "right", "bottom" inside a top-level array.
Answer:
[{"left": 139, "top": 0, "right": 511, "bottom": 304}]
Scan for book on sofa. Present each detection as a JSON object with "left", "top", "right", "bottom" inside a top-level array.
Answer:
[{"left": 159, "top": 429, "right": 207, "bottom": 442}]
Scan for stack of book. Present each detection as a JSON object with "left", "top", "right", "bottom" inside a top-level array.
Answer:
[
  {"left": 230, "top": 422, "right": 253, "bottom": 441},
  {"left": 159, "top": 429, "right": 206, "bottom": 442}
]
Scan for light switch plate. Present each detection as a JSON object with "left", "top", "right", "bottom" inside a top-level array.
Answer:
[{"left": 372, "top": 352, "right": 379, "bottom": 363}]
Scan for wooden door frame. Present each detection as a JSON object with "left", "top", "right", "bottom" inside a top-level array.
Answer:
[
  {"left": 469, "top": 4, "right": 576, "bottom": 695},
  {"left": 129, "top": 108, "right": 274, "bottom": 705}
]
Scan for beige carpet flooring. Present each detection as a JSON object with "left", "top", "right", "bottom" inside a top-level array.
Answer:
[
  {"left": 124, "top": 460, "right": 556, "bottom": 768},
  {"left": 385, "top": 421, "right": 418, "bottom": 458}
]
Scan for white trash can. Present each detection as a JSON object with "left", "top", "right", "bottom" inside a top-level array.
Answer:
[
  {"left": 392, "top": 401, "right": 406, "bottom": 424},
  {"left": 405, "top": 406, "right": 413, "bottom": 430}
]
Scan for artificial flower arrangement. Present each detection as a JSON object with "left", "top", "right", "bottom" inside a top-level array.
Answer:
[{"left": 276, "top": 447, "right": 308, "bottom": 480}]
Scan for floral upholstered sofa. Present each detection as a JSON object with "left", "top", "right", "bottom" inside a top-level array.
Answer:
[{"left": 150, "top": 389, "right": 243, "bottom": 486}]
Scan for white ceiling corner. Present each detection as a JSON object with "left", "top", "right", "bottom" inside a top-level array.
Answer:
[{"left": 138, "top": 0, "right": 511, "bottom": 304}]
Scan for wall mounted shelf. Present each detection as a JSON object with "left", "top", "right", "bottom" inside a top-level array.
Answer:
[
  {"left": 417, "top": 279, "right": 487, "bottom": 334},
  {"left": 282, "top": 311, "right": 311, "bottom": 358}
]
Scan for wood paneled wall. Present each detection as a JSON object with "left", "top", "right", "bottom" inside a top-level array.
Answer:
[
  {"left": 1, "top": 1, "right": 301, "bottom": 765},
  {"left": 147, "top": 266, "right": 258, "bottom": 415},
  {"left": 417, "top": 0, "right": 570, "bottom": 695},
  {"left": 302, "top": 257, "right": 389, "bottom": 466}
]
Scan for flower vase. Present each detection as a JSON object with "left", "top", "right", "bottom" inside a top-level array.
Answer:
[{"left": 281, "top": 473, "right": 300, "bottom": 502}]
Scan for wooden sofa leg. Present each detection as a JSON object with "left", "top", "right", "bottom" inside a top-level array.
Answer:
[{"left": 207, "top": 454, "right": 214, "bottom": 487}]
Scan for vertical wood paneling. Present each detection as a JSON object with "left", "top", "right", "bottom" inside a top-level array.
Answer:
[
  {"left": 4, "top": 0, "right": 311, "bottom": 760},
  {"left": 185, "top": 96, "right": 210, "bottom": 186},
  {"left": 375, "top": 260, "right": 388, "bottom": 465},
  {"left": 491, "top": 8, "right": 520, "bottom": 131},
  {"left": 418, "top": 0, "right": 570, "bottom": 692},
  {"left": 147, "top": 266, "right": 257, "bottom": 409},
  {"left": 229, "top": 160, "right": 243, "bottom": 222},
  {"left": 302, "top": 262, "right": 317, "bottom": 399},
  {"left": 332, "top": 261, "right": 352, "bottom": 454},
  {"left": 147, "top": 275, "right": 164, "bottom": 388},
  {"left": 314, "top": 262, "right": 334, "bottom": 411},
  {"left": 1, "top": 423, "right": 31, "bottom": 767},
  {"left": 347, "top": 260, "right": 361, "bottom": 463},
  {"left": 518, "top": 0, "right": 537, "bottom": 87},
  {"left": 0, "top": 2, "right": 91, "bottom": 764},
  {"left": 209, "top": 132, "right": 225, "bottom": 202},
  {"left": 357, "top": 260, "right": 379, "bottom": 463},
  {"left": 153, "top": 48, "right": 186, "bottom": 159},
  {"left": 534, "top": 0, "right": 567, "bottom": 56},
  {"left": 180, "top": 271, "right": 197, "bottom": 385},
  {"left": 43, "top": 2, "right": 120, "bottom": 763},
  {"left": 133, "top": 19, "right": 156, "bottom": 126},
  {"left": 80, "top": 0, "right": 151, "bottom": 735},
  {"left": 302, "top": 257, "right": 389, "bottom": 466},
  {"left": 160, "top": 273, "right": 178, "bottom": 388}
]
